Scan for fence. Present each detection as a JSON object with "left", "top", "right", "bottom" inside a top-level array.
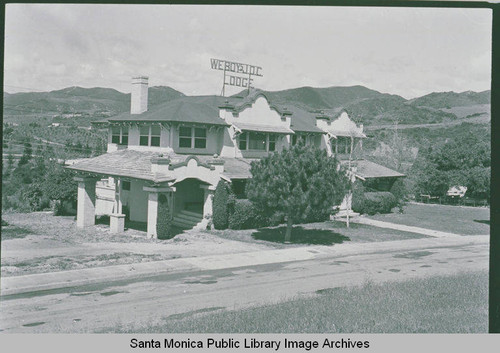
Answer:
[{"left": 417, "top": 194, "right": 489, "bottom": 207}]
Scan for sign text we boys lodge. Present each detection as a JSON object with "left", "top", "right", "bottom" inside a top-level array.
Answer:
[{"left": 211, "top": 58, "right": 263, "bottom": 95}]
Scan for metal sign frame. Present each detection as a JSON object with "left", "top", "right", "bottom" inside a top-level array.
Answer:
[{"left": 210, "top": 58, "right": 263, "bottom": 96}]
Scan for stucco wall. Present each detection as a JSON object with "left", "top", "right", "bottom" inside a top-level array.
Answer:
[{"left": 129, "top": 180, "right": 148, "bottom": 222}]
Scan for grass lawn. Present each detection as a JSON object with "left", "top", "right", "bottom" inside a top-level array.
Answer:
[
  {"left": 213, "top": 220, "right": 427, "bottom": 247},
  {"left": 367, "top": 203, "right": 489, "bottom": 235},
  {"left": 103, "top": 270, "right": 487, "bottom": 333}
]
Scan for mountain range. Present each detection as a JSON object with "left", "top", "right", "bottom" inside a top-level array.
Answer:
[{"left": 3, "top": 85, "right": 490, "bottom": 126}]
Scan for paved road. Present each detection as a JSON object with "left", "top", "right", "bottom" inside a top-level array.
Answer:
[{"left": 0, "top": 235, "right": 488, "bottom": 333}]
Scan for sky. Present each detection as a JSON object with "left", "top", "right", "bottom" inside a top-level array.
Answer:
[{"left": 4, "top": 4, "right": 492, "bottom": 99}]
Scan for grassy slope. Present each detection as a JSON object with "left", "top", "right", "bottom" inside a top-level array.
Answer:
[
  {"left": 105, "top": 271, "right": 488, "bottom": 333},
  {"left": 368, "top": 203, "right": 490, "bottom": 235}
]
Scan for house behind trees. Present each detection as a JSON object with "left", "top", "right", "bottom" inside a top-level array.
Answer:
[{"left": 68, "top": 77, "right": 403, "bottom": 237}]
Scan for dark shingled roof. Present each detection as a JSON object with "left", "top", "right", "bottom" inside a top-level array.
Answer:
[
  {"left": 341, "top": 159, "right": 405, "bottom": 179},
  {"left": 285, "top": 105, "right": 325, "bottom": 134},
  {"left": 108, "top": 96, "right": 228, "bottom": 126},
  {"left": 96, "top": 88, "right": 349, "bottom": 135}
]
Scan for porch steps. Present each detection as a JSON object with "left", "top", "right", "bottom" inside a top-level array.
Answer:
[{"left": 172, "top": 210, "right": 203, "bottom": 230}]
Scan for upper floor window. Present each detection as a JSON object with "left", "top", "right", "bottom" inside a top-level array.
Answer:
[
  {"left": 140, "top": 125, "right": 161, "bottom": 147},
  {"left": 291, "top": 134, "right": 306, "bottom": 146},
  {"left": 179, "top": 126, "right": 207, "bottom": 149},
  {"left": 336, "top": 136, "right": 352, "bottom": 154},
  {"left": 111, "top": 126, "right": 128, "bottom": 145},
  {"left": 239, "top": 132, "right": 276, "bottom": 152}
]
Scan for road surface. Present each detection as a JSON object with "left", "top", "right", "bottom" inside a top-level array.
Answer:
[{"left": 0, "top": 236, "right": 488, "bottom": 333}]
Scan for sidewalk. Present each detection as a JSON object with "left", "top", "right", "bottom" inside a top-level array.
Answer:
[
  {"left": 351, "top": 217, "right": 464, "bottom": 238},
  {"left": 1, "top": 231, "right": 489, "bottom": 297}
]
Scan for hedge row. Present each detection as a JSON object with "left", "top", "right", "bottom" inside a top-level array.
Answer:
[
  {"left": 156, "top": 193, "right": 174, "bottom": 239},
  {"left": 352, "top": 190, "right": 397, "bottom": 215}
]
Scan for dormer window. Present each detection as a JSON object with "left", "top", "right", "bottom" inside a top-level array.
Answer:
[
  {"left": 140, "top": 125, "right": 161, "bottom": 147},
  {"left": 111, "top": 126, "right": 128, "bottom": 145},
  {"left": 336, "top": 136, "right": 352, "bottom": 154},
  {"left": 179, "top": 126, "right": 207, "bottom": 149}
]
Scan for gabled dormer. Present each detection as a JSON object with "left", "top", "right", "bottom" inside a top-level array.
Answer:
[
  {"left": 315, "top": 109, "right": 366, "bottom": 158},
  {"left": 218, "top": 92, "right": 294, "bottom": 158}
]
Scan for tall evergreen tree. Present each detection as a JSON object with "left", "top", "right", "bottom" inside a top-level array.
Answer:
[{"left": 247, "top": 144, "right": 349, "bottom": 242}]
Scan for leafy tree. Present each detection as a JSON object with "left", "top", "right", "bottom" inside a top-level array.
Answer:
[
  {"left": 21, "top": 182, "right": 49, "bottom": 211},
  {"left": 17, "top": 142, "right": 32, "bottom": 167},
  {"left": 409, "top": 131, "right": 490, "bottom": 201},
  {"left": 213, "top": 180, "right": 235, "bottom": 230},
  {"left": 42, "top": 163, "right": 77, "bottom": 202},
  {"left": 247, "top": 144, "right": 349, "bottom": 242}
]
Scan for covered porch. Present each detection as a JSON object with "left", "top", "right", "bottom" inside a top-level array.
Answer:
[{"left": 73, "top": 174, "right": 216, "bottom": 238}]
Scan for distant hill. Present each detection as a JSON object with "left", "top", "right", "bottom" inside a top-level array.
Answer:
[
  {"left": 3, "top": 86, "right": 185, "bottom": 116},
  {"left": 407, "top": 90, "right": 490, "bottom": 109},
  {"left": 256, "top": 86, "right": 478, "bottom": 125},
  {"left": 4, "top": 84, "right": 490, "bottom": 127}
]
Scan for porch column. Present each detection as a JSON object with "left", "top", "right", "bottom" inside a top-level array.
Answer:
[
  {"left": 110, "top": 178, "right": 125, "bottom": 234},
  {"left": 200, "top": 185, "right": 216, "bottom": 230},
  {"left": 75, "top": 176, "right": 97, "bottom": 228},
  {"left": 144, "top": 186, "right": 175, "bottom": 239}
]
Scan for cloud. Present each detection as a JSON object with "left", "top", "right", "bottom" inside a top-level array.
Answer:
[{"left": 4, "top": 4, "right": 492, "bottom": 98}]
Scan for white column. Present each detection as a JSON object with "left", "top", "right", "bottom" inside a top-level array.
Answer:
[
  {"left": 199, "top": 185, "right": 216, "bottom": 230},
  {"left": 75, "top": 177, "right": 97, "bottom": 228},
  {"left": 147, "top": 191, "right": 158, "bottom": 239},
  {"left": 202, "top": 187, "right": 215, "bottom": 218},
  {"left": 110, "top": 178, "right": 125, "bottom": 234}
]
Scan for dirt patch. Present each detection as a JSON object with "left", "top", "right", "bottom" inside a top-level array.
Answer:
[
  {"left": 100, "top": 290, "right": 128, "bottom": 297},
  {"left": 1, "top": 212, "right": 276, "bottom": 277},
  {"left": 165, "top": 307, "right": 225, "bottom": 320},
  {"left": 1, "top": 226, "right": 32, "bottom": 240},
  {"left": 393, "top": 251, "right": 435, "bottom": 260}
]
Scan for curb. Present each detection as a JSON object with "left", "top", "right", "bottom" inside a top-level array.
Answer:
[{"left": 1, "top": 235, "right": 489, "bottom": 297}]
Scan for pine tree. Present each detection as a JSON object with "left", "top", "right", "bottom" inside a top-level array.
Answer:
[{"left": 247, "top": 144, "right": 349, "bottom": 242}]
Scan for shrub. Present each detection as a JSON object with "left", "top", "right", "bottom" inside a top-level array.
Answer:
[
  {"left": 228, "top": 199, "right": 258, "bottom": 230},
  {"left": 362, "top": 192, "right": 397, "bottom": 215},
  {"left": 213, "top": 180, "right": 233, "bottom": 230},
  {"left": 156, "top": 194, "right": 174, "bottom": 239},
  {"left": 351, "top": 181, "right": 366, "bottom": 214},
  {"left": 390, "top": 178, "right": 407, "bottom": 211}
]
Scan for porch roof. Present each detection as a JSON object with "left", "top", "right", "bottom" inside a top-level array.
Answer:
[
  {"left": 342, "top": 159, "right": 405, "bottom": 179},
  {"left": 66, "top": 149, "right": 255, "bottom": 182},
  {"left": 67, "top": 150, "right": 175, "bottom": 183},
  {"left": 220, "top": 158, "right": 254, "bottom": 179},
  {"left": 232, "top": 122, "right": 294, "bottom": 135}
]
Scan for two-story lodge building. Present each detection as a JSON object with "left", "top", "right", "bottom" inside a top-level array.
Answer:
[{"left": 68, "top": 77, "right": 404, "bottom": 238}]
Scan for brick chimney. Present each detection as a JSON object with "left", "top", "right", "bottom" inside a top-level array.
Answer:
[{"left": 131, "top": 76, "right": 148, "bottom": 114}]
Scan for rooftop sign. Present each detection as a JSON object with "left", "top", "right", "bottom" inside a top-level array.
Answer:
[{"left": 210, "top": 58, "right": 263, "bottom": 96}]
